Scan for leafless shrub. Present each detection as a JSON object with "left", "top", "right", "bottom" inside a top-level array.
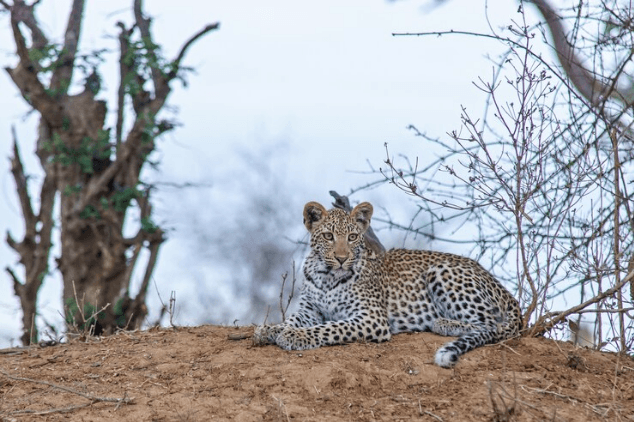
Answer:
[{"left": 371, "top": 1, "right": 633, "bottom": 354}]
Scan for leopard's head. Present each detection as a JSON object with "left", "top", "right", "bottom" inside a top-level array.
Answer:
[{"left": 303, "top": 201, "right": 373, "bottom": 275}]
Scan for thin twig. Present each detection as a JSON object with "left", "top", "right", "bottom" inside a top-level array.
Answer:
[
  {"left": 418, "top": 400, "right": 444, "bottom": 422},
  {"left": 168, "top": 291, "right": 176, "bottom": 328},
  {"left": 0, "top": 369, "right": 132, "bottom": 405},
  {"left": 610, "top": 128, "right": 626, "bottom": 353},
  {"left": 8, "top": 402, "right": 92, "bottom": 416},
  {"left": 279, "top": 261, "right": 296, "bottom": 321}
]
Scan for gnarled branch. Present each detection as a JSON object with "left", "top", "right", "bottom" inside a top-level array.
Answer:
[
  {"left": 528, "top": 0, "right": 634, "bottom": 139},
  {"left": 0, "top": 1, "right": 48, "bottom": 51},
  {"left": 78, "top": 2, "right": 218, "bottom": 214},
  {"left": 528, "top": 270, "right": 634, "bottom": 337},
  {"left": 115, "top": 22, "right": 134, "bottom": 145},
  {"left": 49, "top": 0, "right": 85, "bottom": 94},
  {"left": 133, "top": 0, "right": 219, "bottom": 109},
  {"left": 5, "top": 8, "right": 62, "bottom": 126},
  {"left": 133, "top": 0, "right": 164, "bottom": 97},
  {"left": 529, "top": 0, "right": 610, "bottom": 107},
  {"left": 9, "top": 126, "right": 36, "bottom": 240},
  {"left": 168, "top": 22, "right": 220, "bottom": 80}
]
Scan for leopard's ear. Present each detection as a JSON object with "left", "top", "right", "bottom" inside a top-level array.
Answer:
[
  {"left": 303, "top": 201, "right": 328, "bottom": 233},
  {"left": 350, "top": 202, "right": 373, "bottom": 233}
]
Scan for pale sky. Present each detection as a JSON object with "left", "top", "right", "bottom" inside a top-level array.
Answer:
[{"left": 0, "top": 0, "right": 535, "bottom": 345}]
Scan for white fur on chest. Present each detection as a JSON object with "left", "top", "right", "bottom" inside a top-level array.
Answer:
[{"left": 302, "top": 274, "right": 353, "bottom": 321}]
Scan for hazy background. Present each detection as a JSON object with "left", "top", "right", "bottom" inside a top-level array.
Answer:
[{"left": 0, "top": 0, "right": 534, "bottom": 346}]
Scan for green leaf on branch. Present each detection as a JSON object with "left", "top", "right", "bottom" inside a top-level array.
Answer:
[
  {"left": 114, "top": 297, "right": 128, "bottom": 327},
  {"left": 112, "top": 187, "right": 142, "bottom": 212},
  {"left": 63, "top": 184, "right": 82, "bottom": 196},
  {"left": 37, "top": 268, "right": 49, "bottom": 282},
  {"left": 141, "top": 216, "right": 159, "bottom": 234},
  {"left": 28, "top": 44, "right": 64, "bottom": 73},
  {"left": 50, "top": 131, "right": 113, "bottom": 174},
  {"left": 64, "top": 298, "right": 106, "bottom": 331},
  {"left": 80, "top": 205, "right": 101, "bottom": 219}
]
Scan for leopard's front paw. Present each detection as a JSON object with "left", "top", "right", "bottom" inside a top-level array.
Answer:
[
  {"left": 252, "top": 324, "right": 283, "bottom": 346},
  {"left": 274, "top": 326, "right": 318, "bottom": 351}
]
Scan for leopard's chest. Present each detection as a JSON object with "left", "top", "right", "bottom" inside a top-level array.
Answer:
[{"left": 302, "top": 275, "right": 359, "bottom": 321}]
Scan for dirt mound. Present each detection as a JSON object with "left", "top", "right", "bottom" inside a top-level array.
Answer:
[{"left": 0, "top": 325, "right": 632, "bottom": 421}]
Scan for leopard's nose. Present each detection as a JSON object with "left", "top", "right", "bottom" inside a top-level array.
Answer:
[{"left": 335, "top": 256, "right": 347, "bottom": 265}]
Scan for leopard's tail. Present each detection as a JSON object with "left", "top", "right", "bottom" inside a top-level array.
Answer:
[
  {"left": 435, "top": 302, "right": 521, "bottom": 368},
  {"left": 434, "top": 330, "right": 495, "bottom": 367}
]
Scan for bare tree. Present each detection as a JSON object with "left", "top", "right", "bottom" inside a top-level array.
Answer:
[
  {"left": 376, "top": 0, "right": 633, "bottom": 353},
  {"left": 3, "top": 0, "right": 219, "bottom": 344}
]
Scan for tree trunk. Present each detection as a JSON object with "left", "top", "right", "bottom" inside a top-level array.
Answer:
[
  {"left": 52, "top": 91, "right": 163, "bottom": 334},
  {"left": 59, "top": 221, "right": 137, "bottom": 334}
]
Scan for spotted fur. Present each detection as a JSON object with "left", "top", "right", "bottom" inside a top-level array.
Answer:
[{"left": 253, "top": 201, "right": 522, "bottom": 367}]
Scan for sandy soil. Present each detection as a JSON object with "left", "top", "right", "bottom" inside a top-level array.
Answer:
[{"left": 0, "top": 325, "right": 632, "bottom": 421}]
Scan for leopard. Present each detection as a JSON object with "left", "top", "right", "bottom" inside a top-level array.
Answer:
[{"left": 253, "top": 201, "right": 522, "bottom": 367}]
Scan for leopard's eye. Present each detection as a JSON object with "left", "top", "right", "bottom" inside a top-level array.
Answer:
[
  {"left": 348, "top": 234, "right": 358, "bottom": 242},
  {"left": 323, "top": 232, "right": 334, "bottom": 241}
]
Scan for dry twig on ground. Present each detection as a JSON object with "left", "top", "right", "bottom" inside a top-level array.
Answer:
[{"left": 0, "top": 369, "right": 132, "bottom": 416}]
